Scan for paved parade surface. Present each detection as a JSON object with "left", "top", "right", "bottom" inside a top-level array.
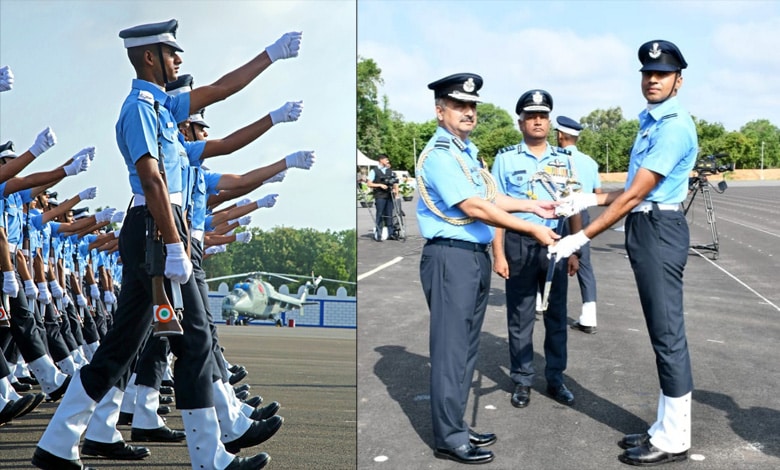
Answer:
[
  {"left": 358, "top": 183, "right": 780, "bottom": 470},
  {"left": 1, "top": 326, "right": 356, "bottom": 469}
]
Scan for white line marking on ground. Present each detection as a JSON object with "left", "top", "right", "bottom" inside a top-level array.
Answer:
[
  {"left": 719, "top": 216, "right": 780, "bottom": 238},
  {"left": 692, "top": 249, "right": 780, "bottom": 312},
  {"left": 358, "top": 257, "right": 404, "bottom": 281},
  {"left": 706, "top": 339, "right": 725, "bottom": 344}
]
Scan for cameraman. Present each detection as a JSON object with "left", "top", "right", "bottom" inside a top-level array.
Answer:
[{"left": 367, "top": 154, "right": 398, "bottom": 241}]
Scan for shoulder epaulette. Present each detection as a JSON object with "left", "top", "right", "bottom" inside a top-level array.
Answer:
[
  {"left": 434, "top": 137, "right": 450, "bottom": 150},
  {"left": 553, "top": 146, "right": 571, "bottom": 155},
  {"left": 137, "top": 90, "right": 154, "bottom": 105},
  {"left": 497, "top": 144, "right": 517, "bottom": 154},
  {"left": 661, "top": 113, "right": 678, "bottom": 120}
]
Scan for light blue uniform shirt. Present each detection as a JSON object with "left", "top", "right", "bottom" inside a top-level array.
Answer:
[
  {"left": 416, "top": 126, "right": 494, "bottom": 244},
  {"left": 192, "top": 169, "right": 221, "bottom": 232},
  {"left": 564, "top": 145, "right": 601, "bottom": 194},
  {"left": 626, "top": 96, "right": 697, "bottom": 204},
  {"left": 3, "top": 186, "right": 33, "bottom": 245},
  {"left": 491, "top": 142, "right": 576, "bottom": 229},
  {"left": 115, "top": 79, "right": 191, "bottom": 195}
]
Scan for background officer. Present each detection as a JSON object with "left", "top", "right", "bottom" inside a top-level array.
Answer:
[
  {"left": 552, "top": 39, "right": 696, "bottom": 467},
  {"left": 491, "top": 90, "right": 581, "bottom": 411},
  {"left": 366, "top": 154, "right": 397, "bottom": 241},
  {"left": 417, "top": 73, "right": 559, "bottom": 465},
  {"left": 554, "top": 115, "right": 602, "bottom": 334}
]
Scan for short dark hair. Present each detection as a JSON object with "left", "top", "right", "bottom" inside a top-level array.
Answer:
[{"left": 377, "top": 154, "right": 389, "bottom": 161}]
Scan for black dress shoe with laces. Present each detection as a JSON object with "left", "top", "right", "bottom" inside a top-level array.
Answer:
[
  {"left": 16, "top": 392, "right": 46, "bottom": 419},
  {"left": 224, "top": 416, "right": 284, "bottom": 454},
  {"left": 131, "top": 425, "right": 186, "bottom": 442},
  {"left": 511, "top": 385, "right": 531, "bottom": 408},
  {"left": 82, "top": 439, "right": 151, "bottom": 460},
  {"left": 434, "top": 443, "right": 495, "bottom": 464},
  {"left": 46, "top": 375, "right": 72, "bottom": 402},
  {"left": 12, "top": 381, "right": 33, "bottom": 392},
  {"left": 225, "top": 452, "right": 270, "bottom": 470},
  {"left": 234, "top": 383, "right": 251, "bottom": 394},
  {"left": 250, "top": 401, "right": 281, "bottom": 421},
  {"left": 468, "top": 429, "right": 497, "bottom": 447},
  {"left": 157, "top": 405, "right": 171, "bottom": 415},
  {"left": 618, "top": 443, "right": 688, "bottom": 466},
  {"left": 236, "top": 389, "right": 250, "bottom": 401},
  {"left": 158, "top": 395, "right": 174, "bottom": 405},
  {"left": 571, "top": 321, "right": 597, "bottom": 334},
  {"left": 159, "top": 385, "right": 174, "bottom": 395},
  {"left": 546, "top": 383, "right": 575, "bottom": 406},
  {"left": 229, "top": 364, "right": 246, "bottom": 374},
  {"left": 0, "top": 395, "right": 36, "bottom": 425},
  {"left": 619, "top": 433, "right": 651, "bottom": 450},
  {"left": 32, "top": 447, "right": 97, "bottom": 470},
  {"left": 19, "top": 375, "right": 39, "bottom": 385}
]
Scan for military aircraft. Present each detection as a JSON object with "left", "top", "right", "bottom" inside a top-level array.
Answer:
[{"left": 205, "top": 272, "right": 326, "bottom": 324}]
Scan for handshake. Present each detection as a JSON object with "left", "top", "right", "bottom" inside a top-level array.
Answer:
[{"left": 554, "top": 192, "right": 598, "bottom": 218}]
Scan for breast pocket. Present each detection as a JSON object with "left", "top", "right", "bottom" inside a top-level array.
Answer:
[{"left": 504, "top": 173, "right": 527, "bottom": 197}]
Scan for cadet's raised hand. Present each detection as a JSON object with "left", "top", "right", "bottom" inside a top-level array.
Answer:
[
  {"left": 78, "top": 187, "right": 97, "bottom": 201},
  {"left": 29, "top": 127, "right": 56, "bottom": 158},
  {"left": 111, "top": 211, "right": 125, "bottom": 224},
  {"left": 63, "top": 154, "right": 90, "bottom": 176},
  {"left": 266, "top": 31, "right": 302, "bottom": 62},
  {"left": 236, "top": 198, "right": 253, "bottom": 207},
  {"left": 204, "top": 244, "right": 227, "bottom": 255},
  {"left": 270, "top": 101, "right": 303, "bottom": 125},
  {"left": 263, "top": 170, "right": 286, "bottom": 184},
  {"left": 236, "top": 232, "right": 252, "bottom": 244},
  {"left": 285, "top": 150, "right": 315, "bottom": 170},
  {"left": 256, "top": 194, "right": 278, "bottom": 208},
  {"left": 0, "top": 65, "right": 14, "bottom": 92},
  {"left": 95, "top": 207, "right": 116, "bottom": 224}
]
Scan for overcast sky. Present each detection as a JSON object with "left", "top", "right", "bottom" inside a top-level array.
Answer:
[
  {"left": 0, "top": 0, "right": 356, "bottom": 232},
  {"left": 358, "top": 0, "right": 780, "bottom": 136}
]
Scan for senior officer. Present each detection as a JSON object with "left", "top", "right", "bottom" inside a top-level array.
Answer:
[
  {"left": 552, "top": 40, "right": 697, "bottom": 466},
  {"left": 417, "top": 73, "right": 559, "bottom": 465},
  {"left": 554, "top": 116, "right": 602, "bottom": 334},
  {"left": 34, "top": 19, "right": 300, "bottom": 470},
  {"left": 491, "top": 90, "right": 582, "bottom": 410}
]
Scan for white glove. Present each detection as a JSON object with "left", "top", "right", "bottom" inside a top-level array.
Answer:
[
  {"left": 236, "top": 232, "right": 252, "bottom": 244},
  {"left": 111, "top": 210, "right": 125, "bottom": 224},
  {"left": 95, "top": 207, "right": 117, "bottom": 224},
  {"left": 63, "top": 153, "right": 90, "bottom": 176},
  {"left": 236, "top": 198, "right": 253, "bottom": 207},
  {"left": 270, "top": 101, "right": 303, "bottom": 125},
  {"left": 37, "top": 282, "right": 51, "bottom": 304},
  {"left": 263, "top": 170, "right": 286, "bottom": 184},
  {"left": 62, "top": 293, "right": 72, "bottom": 307},
  {"left": 3, "top": 271, "right": 18, "bottom": 297},
  {"left": 265, "top": 31, "right": 302, "bottom": 62},
  {"left": 205, "top": 245, "right": 227, "bottom": 255},
  {"left": 256, "top": 194, "right": 278, "bottom": 208},
  {"left": 229, "top": 216, "right": 252, "bottom": 226},
  {"left": 72, "top": 146, "right": 96, "bottom": 161},
  {"left": 103, "top": 291, "right": 113, "bottom": 305},
  {"left": 76, "top": 293, "right": 88, "bottom": 308},
  {"left": 0, "top": 65, "right": 14, "bottom": 92},
  {"left": 285, "top": 150, "right": 315, "bottom": 170},
  {"left": 48, "top": 281, "right": 64, "bottom": 299},
  {"left": 24, "top": 280, "right": 38, "bottom": 299},
  {"left": 89, "top": 283, "right": 100, "bottom": 299},
  {"left": 548, "top": 230, "right": 590, "bottom": 263},
  {"left": 164, "top": 242, "right": 193, "bottom": 284},
  {"left": 555, "top": 192, "right": 598, "bottom": 218},
  {"left": 29, "top": 126, "right": 57, "bottom": 158},
  {"left": 79, "top": 186, "right": 97, "bottom": 200}
]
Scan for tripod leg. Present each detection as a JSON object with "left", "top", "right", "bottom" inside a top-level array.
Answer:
[{"left": 701, "top": 183, "right": 719, "bottom": 259}]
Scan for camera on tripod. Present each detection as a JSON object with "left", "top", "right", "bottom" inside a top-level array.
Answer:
[
  {"left": 380, "top": 174, "right": 399, "bottom": 187},
  {"left": 694, "top": 152, "right": 734, "bottom": 176}
]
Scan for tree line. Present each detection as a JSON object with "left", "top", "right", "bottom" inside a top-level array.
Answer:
[
  {"left": 202, "top": 227, "right": 357, "bottom": 296},
  {"left": 358, "top": 56, "right": 780, "bottom": 175}
]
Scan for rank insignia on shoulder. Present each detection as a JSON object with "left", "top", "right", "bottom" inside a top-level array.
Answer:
[
  {"left": 452, "top": 137, "right": 467, "bottom": 151},
  {"left": 434, "top": 137, "right": 450, "bottom": 150},
  {"left": 661, "top": 113, "right": 678, "bottom": 120},
  {"left": 498, "top": 144, "right": 517, "bottom": 154},
  {"left": 553, "top": 146, "right": 571, "bottom": 155},
  {"left": 138, "top": 90, "right": 154, "bottom": 104}
]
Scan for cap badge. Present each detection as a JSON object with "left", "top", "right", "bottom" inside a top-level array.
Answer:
[
  {"left": 463, "top": 78, "right": 475, "bottom": 93},
  {"left": 532, "top": 91, "right": 543, "bottom": 104},
  {"left": 649, "top": 42, "right": 662, "bottom": 59}
]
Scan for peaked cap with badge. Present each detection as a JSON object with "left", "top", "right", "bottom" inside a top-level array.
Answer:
[
  {"left": 119, "top": 19, "right": 183, "bottom": 52},
  {"left": 428, "top": 73, "right": 483, "bottom": 103},
  {"left": 638, "top": 40, "right": 687, "bottom": 72},
  {"left": 165, "top": 74, "right": 193, "bottom": 96},
  {"left": 516, "top": 89, "right": 553, "bottom": 114},
  {"left": 0, "top": 141, "right": 16, "bottom": 158}
]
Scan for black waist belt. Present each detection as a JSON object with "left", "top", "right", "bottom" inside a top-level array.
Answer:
[{"left": 427, "top": 237, "right": 489, "bottom": 252}]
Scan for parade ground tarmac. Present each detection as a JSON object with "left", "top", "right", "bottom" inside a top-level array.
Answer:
[
  {"left": 358, "top": 182, "right": 780, "bottom": 470},
  {"left": 0, "top": 326, "right": 356, "bottom": 469}
]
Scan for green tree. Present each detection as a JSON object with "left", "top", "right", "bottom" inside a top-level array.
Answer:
[
  {"left": 471, "top": 103, "right": 522, "bottom": 167},
  {"left": 357, "top": 57, "right": 385, "bottom": 157}
]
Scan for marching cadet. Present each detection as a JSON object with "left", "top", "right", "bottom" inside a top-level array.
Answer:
[
  {"left": 33, "top": 18, "right": 302, "bottom": 470},
  {"left": 416, "top": 73, "right": 559, "bottom": 465},
  {"left": 552, "top": 39, "right": 697, "bottom": 467}
]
